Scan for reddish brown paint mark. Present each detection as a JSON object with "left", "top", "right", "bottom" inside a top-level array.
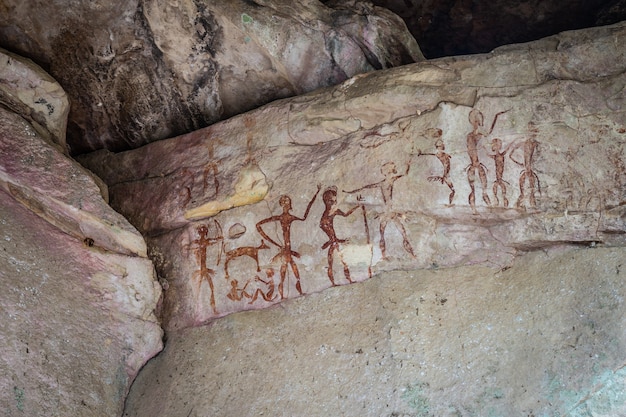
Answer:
[
  {"left": 319, "top": 186, "right": 361, "bottom": 286},
  {"left": 487, "top": 137, "right": 515, "bottom": 207},
  {"left": 510, "top": 122, "right": 541, "bottom": 210},
  {"left": 224, "top": 240, "right": 270, "bottom": 279},
  {"left": 256, "top": 186, "right": 321, "bottom": 298},
  {"left": 190, "top": 220, "right": 223, "bottom": 314},
  {"left": 344, "top": 158, "right": 415, "bottom": 260},
  {"left": 417, "top": 128, "right": 455, "bottom": 206}
]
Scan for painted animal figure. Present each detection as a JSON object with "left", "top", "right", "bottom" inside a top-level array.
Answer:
[{"left": 224, "top": 240, "right": 270, "bottom": 279}]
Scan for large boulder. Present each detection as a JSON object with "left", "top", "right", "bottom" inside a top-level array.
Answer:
[
  {"left": 0, "top": 50, "right": 162, "bottom": 416},
  {"left": 79, "top": 22, "right": 626, "bottom": 332},
  {"left": 0, "top": 0, "right": 423, "bottom": 154}
]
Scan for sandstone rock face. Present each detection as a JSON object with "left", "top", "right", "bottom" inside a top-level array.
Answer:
[
  {"left": 80, "top": 23, "right": 626, "bottom": 332},
  {"left": 0, "top": 47, "right": 69, "bottom": 152},
  {"left": 0, "top": 54, "right": 162, "bottom": 416},
  {"left": 123, "top": 247, "right": 626, "bottom": 417},
  {"left": 0, "top": 0, "right": 422, "bottom": 154}
]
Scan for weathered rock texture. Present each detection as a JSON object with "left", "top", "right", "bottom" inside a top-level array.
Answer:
[
  {"left": 123, "top": 246, "right": 626, "bottom": 417},
  {"left": 0, "top": 51, "right": 162, "bottom": 416},
  {"left": 0, "top": 0, "right": 422, "bottom": 154},
  {"left": 80, "top": 22, "right": 626, "bottom": 332},
  {"left": 0, "top": 47, "right": 68, "bottom": 152}
]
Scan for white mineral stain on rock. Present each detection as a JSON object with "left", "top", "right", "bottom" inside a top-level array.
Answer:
[
  {"left": 342, "top": 243, "right": 373, "bottom": 267},
  {"left": 184, "top": 164, "right": 269, "bottom": 220}
]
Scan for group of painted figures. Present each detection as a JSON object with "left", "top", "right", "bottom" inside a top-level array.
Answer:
[
  {"left": 419, "top": 108, "right": 540, "bottom": 213},
  {"left": 188, "top": 185, "right": 372, "bottom": 314},
  {"left": 188, "top": 108, "right": 541, "bottom": 314}
]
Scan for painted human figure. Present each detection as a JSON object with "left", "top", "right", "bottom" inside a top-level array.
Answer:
[
  {"left": 510, "top": 122, "right": 540, "bottom": 209},
  {"left": 189, "top": 221, "right": 223, "bottom": 314},
  {"left": 319, "top": 186, "right": 361, "bottom": 286},
  {"left": 466, "top": 108, "right": 508, "bottom": 213},
  {"left": 203, "top": 137, "right": 225, "bottom": 197},
  {"left": 226, "top": 279, "right": 252, "bottom": 301},
  {"left": 176, "top": 167, "right": 196, "bottom": 208},
  {"left": 249, "top": 269, "right": 277, "bottom": 304},
  {"left": 256, "top": 186, "right": 321, "bottom": 299},
  {"left": 344, "top": 159, "right": 415, "bottom": 260},
  {"left": 417, "top": 129, "right": 455, "bottom": 206},
  {"left": 487, "top": 137, "right": 514, "bottom": 207}
]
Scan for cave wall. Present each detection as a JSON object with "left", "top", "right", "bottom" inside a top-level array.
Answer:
[
  {"left": 0, "top": 49, "right": 162, "bottom": 416},
  {"left": 0, "top": 0, "right": 422, "bottom": 154},
  {"left": 0, "top": 1, "right": 625, "bottom": 416}
]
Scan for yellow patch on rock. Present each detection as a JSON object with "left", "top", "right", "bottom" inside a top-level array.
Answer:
[{"left": 184, "top": 165, "right": 269, "bottom": 220}]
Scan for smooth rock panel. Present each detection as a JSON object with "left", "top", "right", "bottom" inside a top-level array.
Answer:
[
  {"left": 123, "top": 246, "right": 626, "bottom": 417},
  {"left": 80, "top": 23, "right": 626, "bottom": 331}
]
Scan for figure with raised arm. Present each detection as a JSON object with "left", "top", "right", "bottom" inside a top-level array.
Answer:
[
  {"left": 487, "top": 137, "right": 515, "bottom": 207},
  {"left": 319, "top": 186, "right": 361, "bottom": 286},
  {"left": 189, "top": 220, "right": 224, "bottom": 314},
  {"left": 466, "top": 108, "right": 508, "bottom": 213},
  {"left": 417, "top": 128, "right": 455, "bottom": 206},
  {"left": 344, "top": 158, "right": 415, "bottom": 260},
  {"left": 256, "top": 185, "right": 321, "bottom": 298}
]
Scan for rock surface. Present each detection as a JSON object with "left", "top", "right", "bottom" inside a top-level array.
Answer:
[
  {"left": 79, "top": 22, "right": 626, "bottom": 332},
  {"left": 0, "top": 53, "right": 162, "bottom": 416},
  {"left": 0, "top": 47, "right": 69, "bottom": 152},
  {"left": 123, "top": 246, "right": 626, "bottom": 417},
  {"left": 0, "top": 0, "right": 422, "bottom": 154}
]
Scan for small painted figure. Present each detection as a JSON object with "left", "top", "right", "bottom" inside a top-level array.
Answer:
[
  {"left": 466, "top": 108, "right": 508, "bottom": 213},
  {"left": 417, "top": 129, "right": 455, "bottom": 206},
  {"left": 256, "top": 185, "right": 321, "bottom": 299},
  {"left": 203, "top": 137, "right": 224, "bottom": 198},
  {"left": 319, "top": 186, "right": 361, "bottom": 286},
  {"left": 487, "top": 137, "right": 514, "bottom": 207},
  {"left": 177, "top": 167, "right": 195, "bottom": 208},
  {"left": 249, "top": 269, "right": 278, "bottom": 304},
  {"left": 189, "top": 220, "right": 224, "bottom": 314},
  {"left": 510, "top": 122, "right": 541, "bottom": 210},
  {"left": 344, "top": 159, "right": 415, "bottom": 260},
  {"left": 226, "top": 279, "right": 252, "bottom": 301}
]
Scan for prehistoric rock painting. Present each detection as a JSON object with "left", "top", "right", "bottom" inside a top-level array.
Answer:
[
  {"left": 225, "top": 269, "right": 277, "bottom": 304},
  {"left": 249, "top": 270, "right": 277, "bottom": 303},
  {"left": 319, "top": 186, "right": 363, "bottom": 286},
  {"left": 188, "top": 220, "right": 224, "bottom": 314},
  {"left": 256, "top": 186, "right": 321, "bottom": 298},
  {"left": 226, "top": 278, "right": 251, "bottom": 301},
  {"left": 344, "top": 158, "right": 416, "bottom": 260},
  {"left": 486, "top": 137, "right": 514, "bottom": 207},
  {"left": 465, "top": 109, "right": 508, "bottom": 213},
  {"left": 202, "top": 137, "right": 224, "bottom": 198},
  {"left": 224, "top": 240, "right": 269, "bottom": 279},
  {"left": 417, "top": 128, "right": 455, "bottom": 206},
  {"left": 179, "top": 105, "right": 559, "bottom": 323},
  {"left": 177, "top": 167, "right": 196, "bottom": 208},
  {"left": 509, "top": 122, "right": 540, "bottom": 210}
]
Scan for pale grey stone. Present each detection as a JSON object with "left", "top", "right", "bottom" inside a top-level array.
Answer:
[{"left": 123, "top": 246, "right": 626, "bottom": 417}]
